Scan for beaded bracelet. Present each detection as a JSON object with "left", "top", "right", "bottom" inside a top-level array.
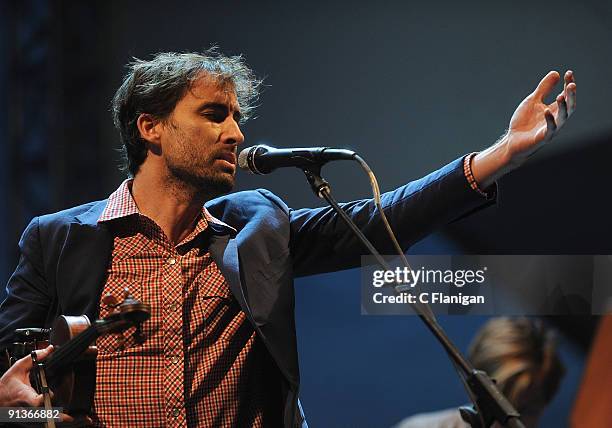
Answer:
[{"left": 463, "top": 152, "right": 489, "bottom": 198}]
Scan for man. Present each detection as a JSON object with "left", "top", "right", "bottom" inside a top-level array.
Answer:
[{"left": 0, "top": 50, "right": 576, "bottom": 427}]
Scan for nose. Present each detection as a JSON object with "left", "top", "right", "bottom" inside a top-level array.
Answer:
[{"left": 223, "top": 117, "right": 245, "bottom": 146}]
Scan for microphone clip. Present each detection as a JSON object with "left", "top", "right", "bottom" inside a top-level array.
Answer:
[{"left": 301, "top": 165, "right": 331, "bottom": 199}]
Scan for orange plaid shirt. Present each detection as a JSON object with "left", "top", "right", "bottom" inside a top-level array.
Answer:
[{"left": 91, "top": 180, "right": 281, "bottom": 427}]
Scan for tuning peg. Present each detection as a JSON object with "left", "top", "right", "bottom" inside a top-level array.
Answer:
[
  {"left": 120, "top": 289, "right": 140, "bottom": 307},
  {"left": 102, "top": 293, "right": 120, "bottom": 309}
]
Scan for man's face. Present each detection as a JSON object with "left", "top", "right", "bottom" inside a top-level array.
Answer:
[{"left": 159, "top": 75, "right": 244, "bottom": 197}]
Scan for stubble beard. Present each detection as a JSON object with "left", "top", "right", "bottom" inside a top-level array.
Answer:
[
  {"left": 167, "top": 158, "right": 235, "bottom": 200},
  {"left": 164, "top": 122, "right": 236, "bottom": 201}
]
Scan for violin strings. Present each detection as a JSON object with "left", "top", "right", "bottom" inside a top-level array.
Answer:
[{"left": 46, "top": 327, "right": 99, "bottom": 374}]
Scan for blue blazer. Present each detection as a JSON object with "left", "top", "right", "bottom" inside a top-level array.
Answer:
[{"left": 0, "top": 156, "right": 493, "bottom": 427}]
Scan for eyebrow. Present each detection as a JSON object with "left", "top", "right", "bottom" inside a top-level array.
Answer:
[{"left": 198, "top": 102, "right": 242, "bottom": 121}]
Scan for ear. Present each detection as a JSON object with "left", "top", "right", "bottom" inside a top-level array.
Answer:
[{"left": 136, "top": 113, "right": 163, "bottom": 146}]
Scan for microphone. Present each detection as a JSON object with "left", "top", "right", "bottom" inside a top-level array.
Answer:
[{"left": 238, "top": 144, "right": 356, "bottom": 175}]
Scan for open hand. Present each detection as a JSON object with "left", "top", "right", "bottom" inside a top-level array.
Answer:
[
  {"left": 506, "top": 70, "right": 577, "bottom": 163},
  {"left": 471, "top": 70, "right": 577, "bottom": 188}
]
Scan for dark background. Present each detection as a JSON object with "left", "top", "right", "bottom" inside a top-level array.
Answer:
[{"left": 1, "top": 0, "right": 611, "bottom": 426}]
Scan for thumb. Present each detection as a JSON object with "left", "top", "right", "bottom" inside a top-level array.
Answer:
[
  {"left": 23, "top": 391, "right": 45, "bottom": 407},
  {"left": 533, "top": 71, "right": 561, "bottom": 102},
  {"left": 14, "top": 384, "right": 46, "bottom": 407},
  {"left": 29, "top": 388, "right": 56, "bottom": 407}
]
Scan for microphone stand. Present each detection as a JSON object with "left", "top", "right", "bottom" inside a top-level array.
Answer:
[{"left": 300, "top": 165, "right": 525, "bottom": 428}]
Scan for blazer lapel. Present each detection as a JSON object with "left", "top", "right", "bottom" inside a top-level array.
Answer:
[
  {"left": 59, "top": 201, "right": 113, "bottom": 320},
  {"left": 208, "top": 233, "right": 255, "bottom": 325}
]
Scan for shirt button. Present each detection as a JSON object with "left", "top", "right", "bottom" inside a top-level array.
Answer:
[
  {"left": 167, "top": 257, "right": 176, "bottom": 265},
  {"left": 169, "top": 303, "right": 178, "bottom": 312},
  {"left": 170, "top": 355, "right": 179, "bottom": 364},
  {"left": 172, "top": 408, "right": 180, "bottom": 417}
]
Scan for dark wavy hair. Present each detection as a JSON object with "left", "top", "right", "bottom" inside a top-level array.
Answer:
[{"left": 112, "top": 49, "right": 262, "bottom": 177}]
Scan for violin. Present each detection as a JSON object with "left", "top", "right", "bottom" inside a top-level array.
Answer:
[{"left": 7, "top": 290, "right": 150, "bottom": 426}]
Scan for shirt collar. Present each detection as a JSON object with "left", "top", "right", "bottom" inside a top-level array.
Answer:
[
  {"left": 97, "top": 179, "right": 139, "bottom": 222},
  {"left": 98, "top": 179, "right": 237, "bottom": 235}
]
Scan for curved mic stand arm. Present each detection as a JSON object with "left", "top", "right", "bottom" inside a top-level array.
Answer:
[{"left": 299, "top": 165, "right": 525, "bottom": 428}]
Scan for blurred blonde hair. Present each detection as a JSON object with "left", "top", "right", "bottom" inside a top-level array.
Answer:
[{"left": 468, "top": 317, "right": 565, "bottom": 408}]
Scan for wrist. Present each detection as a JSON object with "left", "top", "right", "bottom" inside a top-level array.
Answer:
[{"left": 471, "top": 133, "right": 515, "bottom": 189}]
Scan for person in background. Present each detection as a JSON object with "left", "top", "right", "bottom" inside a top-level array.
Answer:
[{"left": 394, "top": 317, "right": 565, "bottom": 428}]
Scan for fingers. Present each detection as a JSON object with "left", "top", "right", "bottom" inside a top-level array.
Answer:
[
  {"left": 18, "top": 388, "right": 57, "bottom": 409},
  {"left": 560, "top": 70, "right": 577, "bottom": 114},
  {"left": 28, "top": 388, "right": 56, "bottom": 407},
  {"left": 28, "top": 393, "right": 45, "bottom": 407},
  {"left": 8, "top": 345, "right": 55, "bottom": 407},
  {"left": 34, "top": 345, "right": 54, "bottom": 362},
  {"left": 563, "top": 70, "right": 574, "bottom": 89},
  {"left": 534, "top": 108, "right": 557, "bottom": 143},
  {"left": 566, "top": 74, "right": 576, "bottom": 116},
  {"left": 544, "top": 108, "right": 557, "bottom": 140},
  {"left": 556, "top": 94, "right": 568, "bottom": 128},
  {"left": 567, "top": 82, "right": 576, "bottom": 114},
  {"left": 535, "top": 69, "right": 576, "bottom": 112},
  {"left": 12, "top": 346, "right": 52, "bottom": 371},
  {"left": 534, "top": 70, "right": 561, "bottom": 102},
  {"left": 548, "top": 70, "right": 576, "bottom": 123},
  {"left": 14, "top": 386, "right": 45, "bottom": 407},
  {"left": 13, "top": 345, "right": 54, "bottom": 371}
]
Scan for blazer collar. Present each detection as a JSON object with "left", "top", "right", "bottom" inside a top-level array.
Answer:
[{"left": 75, "top": 200, "right": 109, "bottom": 227}]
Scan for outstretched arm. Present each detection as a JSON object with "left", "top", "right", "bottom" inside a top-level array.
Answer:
[{"left": 472, "top": 70, "right": 577, "bottom": 189}]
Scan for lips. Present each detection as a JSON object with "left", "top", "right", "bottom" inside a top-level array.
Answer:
[{"left": 216, "top": 151, "right": 236, "bottom": 166}]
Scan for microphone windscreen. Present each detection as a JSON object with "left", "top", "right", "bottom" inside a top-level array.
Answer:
[{"left": 237, "top": 147, "right": 252, "bottom": 171}]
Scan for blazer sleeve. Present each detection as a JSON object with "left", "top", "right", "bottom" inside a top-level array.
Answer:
[
  {"left": 0, "top": 217, "right": 51, "bottom": 348},
  {"left": 288, "top": 156, "right": 496, "bottom": 277}
]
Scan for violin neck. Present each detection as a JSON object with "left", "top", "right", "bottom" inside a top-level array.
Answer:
[{"left": 44, "top": 325, "right": 100, "bottom": 376}]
